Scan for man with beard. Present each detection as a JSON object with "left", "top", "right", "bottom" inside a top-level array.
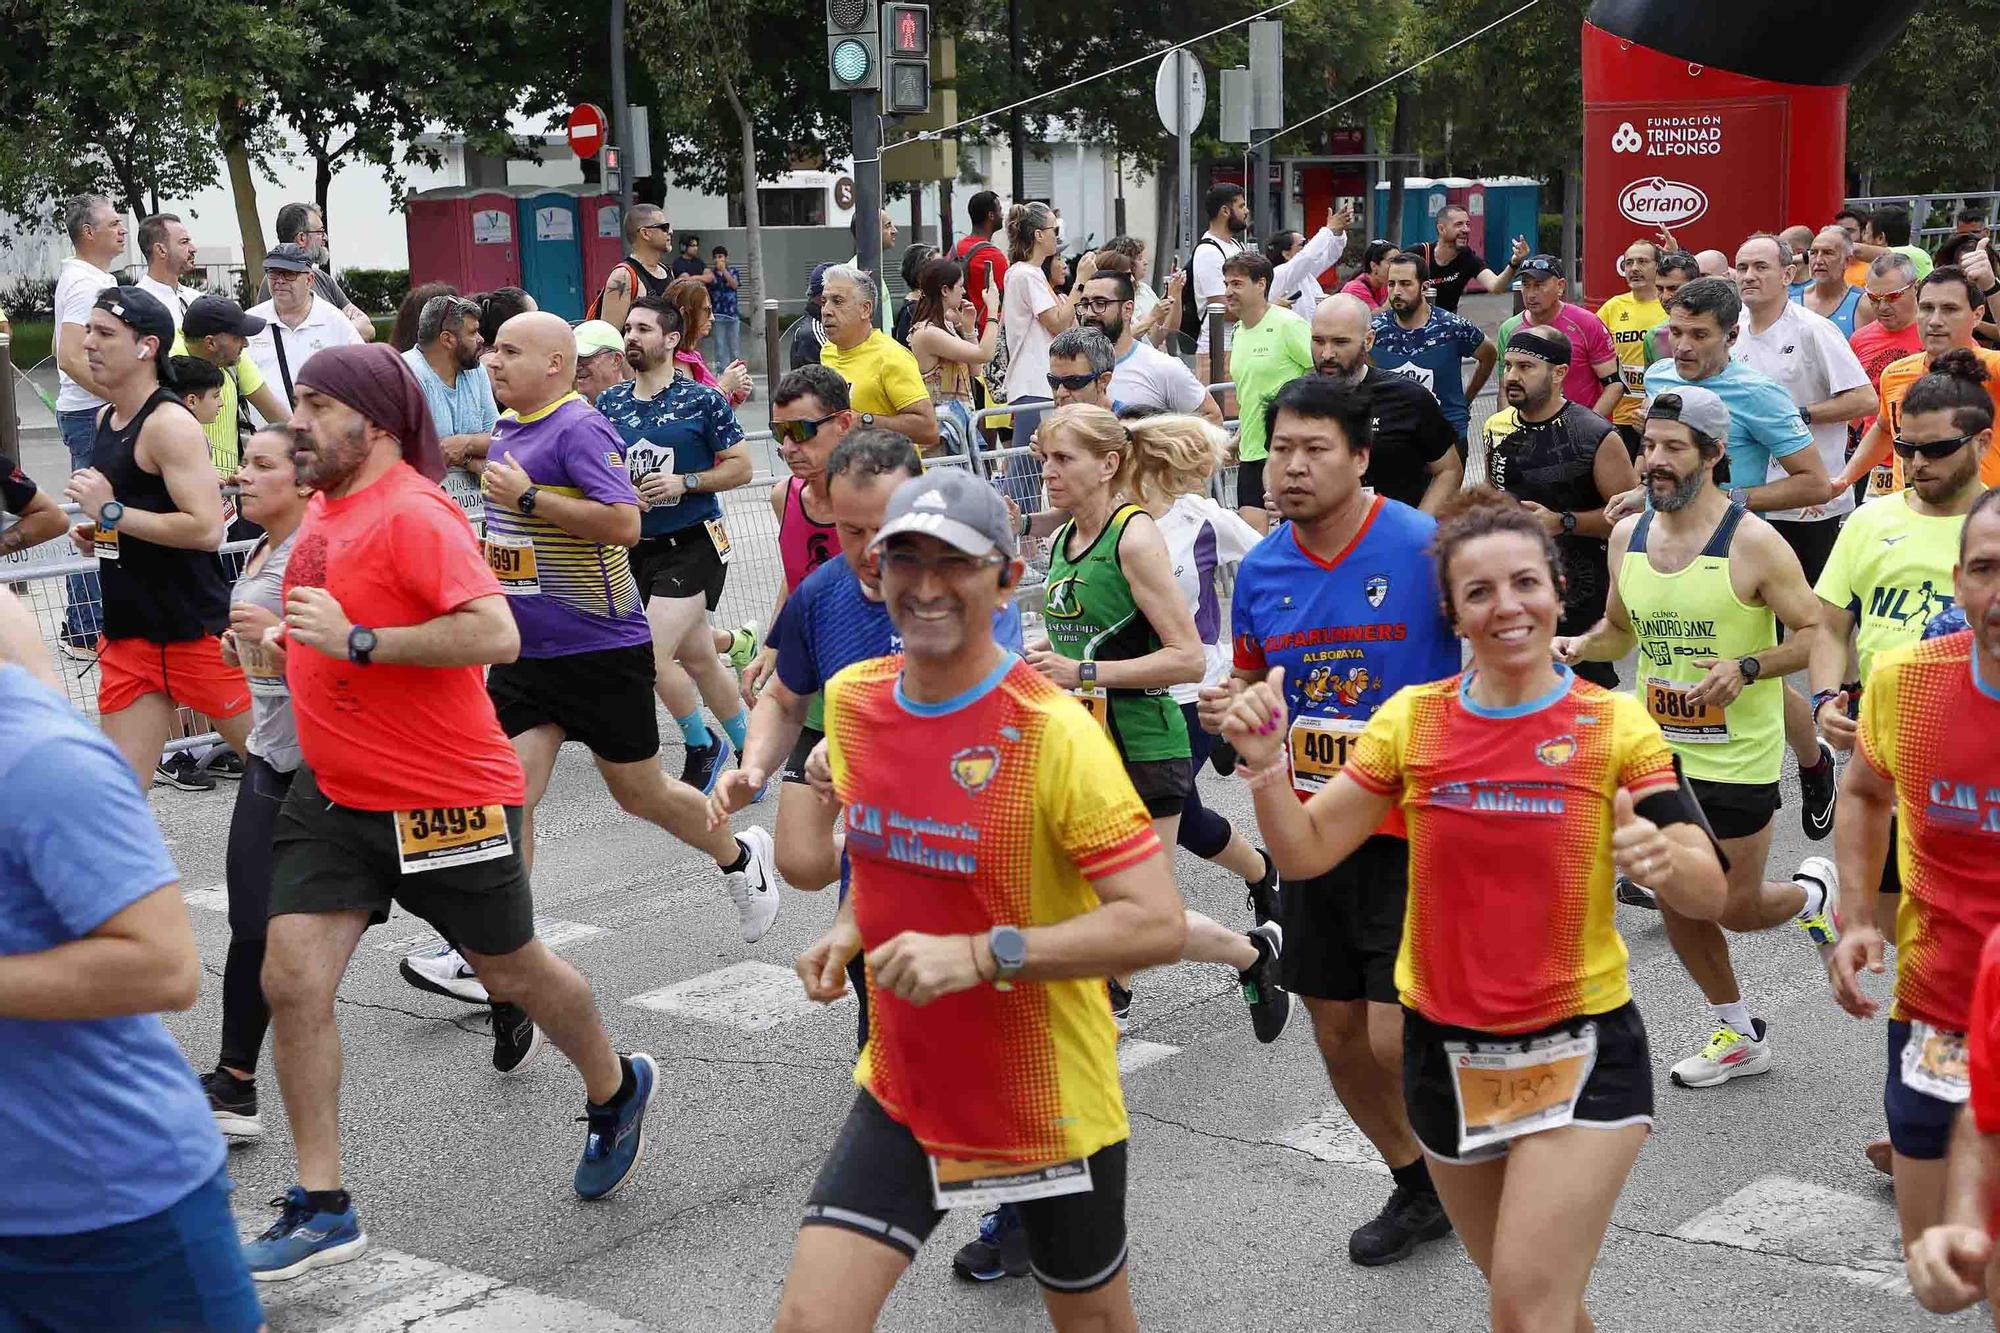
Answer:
[
  {"left": 1309, "top": 294, "right": 1460, "bottom": 512},
  {"left": 245, "top": 343, "right": 660, "bottom": 1280},
  {"left": 1557, "top": 385, "right": 1835, "bottom": 1090},
  {"left": 257, "top": 203, "right": 374, "bottom": 342},
  {"left": 1188, "top": 183, "right": 1249, "bottom": 381},
  {"left": 403, "top": 294, "right": 497, "bottom": 475},
  {"left": 1474, "top": 326, "right": 1636, "bottom": 688},
  {"left": 1845, "top": 253, "right": 1925, "bottom": 502},
  {"left": 1418, "top": 203, "right": 1529, "bottom": 313},
  {"left": 1074, "top": 270, "right": 1220, "bottom": 423},
  {"left": 1369, "top": 251, "right": 1496, "bottom": 449},
  {"left": 1494, "top": 255, "right": 1623, "bottom": 417}
]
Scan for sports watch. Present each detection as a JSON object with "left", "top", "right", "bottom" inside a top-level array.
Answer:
[
  {"left": 860, "top": 413, "right": 876, "bottom": 428},
  {"left": 517, "top": 486, "right": 539, "bottom": 515},
  {"left": 1559, "top": 510, "right": 1577, "bottom": 535},
  {"left": 988, "top": 925, "right": 1027, "bottom": 989},
  {"left": 1737, "top": 654, "right": 1763, "bottom": 683},
  {"left": 1078, "top": 660, "right": 1098, "bottom": 687},
  {"left": 98, "top": 500, "right": 126, "bottom": 529},
  {"left": 347, "top": 625, "right": 378, "bottom": 666}
]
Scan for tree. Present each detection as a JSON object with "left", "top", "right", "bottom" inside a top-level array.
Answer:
[{"left": 1847, "top": 1, "right": 2000, "bottom": 196}]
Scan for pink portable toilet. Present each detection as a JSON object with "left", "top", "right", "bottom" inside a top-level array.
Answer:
[
  {"left": 574, "top": 192, "right": 626, "bottom": 315},
  {"left": 464, "top": 191, "right": 522, "bottom": 292},
  {"left": 1438, "top": 178, "right": 1487, "bottom": 255}
]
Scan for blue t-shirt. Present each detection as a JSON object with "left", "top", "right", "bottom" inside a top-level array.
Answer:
[
  {"left": 771, "top": 556, "right": 1026, "bottom": 703},
  {"left": 1231, "top": 497, "right": 1460, "bottom": 803},
  {"left": 401, "top": 347, "right": 499, "bottom": 438},
  {"left": 1369, "top": 307, "right": 1488, "bottom": 434},
  {"left": 712, "top": 267, "right": 742, "bottom": 320},
  {"left": 0, "top": 665, "right": 223, "bottom": 1236},
  {"left": 595, "top": 377, "right": 742, "bottom": 537},
  {"left": 1787, "top": 282, "right": 1865, "bottom": 339},
  {"left": 1641, "top": 358, "right": 1813, "bottom": 490}
]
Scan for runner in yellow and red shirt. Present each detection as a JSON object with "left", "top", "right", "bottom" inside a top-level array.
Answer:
[
  {"left": 1223, "top": 488, "right": 1726, "bottom": 1333},
  {"left": 778, "top": 469, "right": 1184, "bottom": 1332}
]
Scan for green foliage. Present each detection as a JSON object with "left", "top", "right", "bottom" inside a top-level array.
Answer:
[
  {"left": 0, "top": 276, "right": 56, "bottom": 320},
  {"left": 1397, "top": 0, "right": 1586, "bottom": 181},
  {"left": 1847, "top": 2, "right": 2000, "bottom": 194},
  {"left": 337, "top": 268, "right": 410, "bottom": 316},
  {"left": 4, "top": 319, "right": 54, "bottom": 368}
]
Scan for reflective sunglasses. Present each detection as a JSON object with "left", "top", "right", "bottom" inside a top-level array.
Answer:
[
  {"left": 1868, "top": 284, "right": 1916, "bottom": 304},
  {"left": 1891, "top": 432, "right": 1977, "bottom": 461},
  {"left": 772, "top": 413, "right": 841, "bottom": 445},
  {"left": 1047, "top": 371, "right": 1102, "bottom": 393}
]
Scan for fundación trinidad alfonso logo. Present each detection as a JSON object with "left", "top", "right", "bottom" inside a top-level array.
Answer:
[
  {"left": 1618, "top": 177, "right": 1708, "bottom": 229},
  {"left": 950, "top": 745, "right": 1001, "bottom": 795},
  {"left": 1611, "top": 122, "right": 1644, "bottom": 153}
]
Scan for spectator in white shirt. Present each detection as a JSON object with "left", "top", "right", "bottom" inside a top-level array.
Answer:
[
  {"left": 1001, "top": 201, "right": 1097, "bottom": 508},
  {"left": 49, "top": 194, "right": 127, "bottom": 651},
  {"left": 132, "top": 213, "right": 202, "bottom": 327},
  {"left": 254, "top": 202, "right": 375, "bottom": 342},
  {"left": 243, "top": 244, "right": 363, "bottom": 423}
]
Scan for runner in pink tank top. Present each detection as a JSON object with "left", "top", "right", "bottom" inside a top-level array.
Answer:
[{"left": 779, "top": 474, "right": 839, "bottom": 591}]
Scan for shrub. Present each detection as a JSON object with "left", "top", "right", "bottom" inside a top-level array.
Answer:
[
  {"left": 338, "top": 268, "right": 409, "bottom": 316},
  {"left": 0, "top": 274, "right": 57, "bottom": 320}
]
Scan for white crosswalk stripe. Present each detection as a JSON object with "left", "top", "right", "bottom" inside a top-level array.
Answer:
[
  {"left": 1673, "top": 1175, "right": 1910, "bottom": 1295},
  {"left": 250, "top": 1244, "right": 644, "bottom": 1332},
  {"left": 626, "top": 959, "right": 854, "bottom": 1031},
  {"left": 1116, "top": 1039, "right": 1182, "bottom": 1074}
]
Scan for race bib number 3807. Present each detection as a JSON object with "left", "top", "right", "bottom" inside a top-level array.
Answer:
[{"left": 393, "top": 805, "right": 512, "bottom": 875}]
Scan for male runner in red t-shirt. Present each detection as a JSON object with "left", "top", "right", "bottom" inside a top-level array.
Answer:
[{"left": 242, "top": 344, "right": 657, "bottom": 1283}]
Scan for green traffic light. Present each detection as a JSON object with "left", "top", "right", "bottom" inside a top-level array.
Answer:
[{"left": 832, "top": 38, "right": 871, "bottom": 83}]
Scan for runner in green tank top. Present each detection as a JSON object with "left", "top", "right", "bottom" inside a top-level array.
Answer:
[{"left": 1557, "top": 387, "right": 1840, "bottom": 1090}]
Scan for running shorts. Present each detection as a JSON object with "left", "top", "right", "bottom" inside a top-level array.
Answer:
[
  {"left": 1881, "top": 814, "right": 1903, "bottom": 896},
  {"left": 1122, "top": 756, "right": 1189, "bottom": 819},
  {"left": 802, "top": 1089, "right": 1130, "bottom": 1293},
  {"left": 1768, "top": 517, "right": 1842, "bottom": 588},
  {"left": 631, "top": 526, "right": 728, "bottom": 611},
  {"left": 1279, "top": 833, "right": 1407, "bottom": 1004},
  {"left": 1688, "top": 777, "right": 1782, "bottom": 841},
  {"left": 1403, "top": 1000, "right": 1655, "bottom": 1164},
  {"left": 783, "top": 725, "right": 826, "bottom": 785},
  {"left": 1234, "top": 458, "right": 1266, "bottom": 513},
  {"left": 98, "top": 635, "right": 250, "bottom": 719},
  {"left": 1884, "top": 1019, "right": 1964, "bottom": 1160},
  {"left": 487, "top": 643, "right": 660, "bottom": 764},
  {"left": 269, "top": 766, "right": 536, "bottom": 956}
]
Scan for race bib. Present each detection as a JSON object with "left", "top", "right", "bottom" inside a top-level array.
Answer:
[
  {"left": 1900, "top": 1020, "right": 1970, "bottom": 1104},
  {"left": 705, "top": 518, "right": 732, "bottom": 563},
  {"left": 393, "top": 805, "right": 512, "bottom": 875},
  {"left": 483, "top": 533, "right": 540, "bottom": 595},
  {"left": 1644, "top": 676, "right": 1731, "bottom": 745},
  {"left": 1868, "top": 464, "right": 1897, "bottom": 499},
  {"left": 238, "top": 637, "right": 287, "bottom": 699},
  {"left": 1447, "top": 1026, "right": 1599, "bottom": 1156},
  {"left": 1071, "top": 684, "right": 1111, "bottom": 732},
  {"left": 91, "top": 524, "right": 119, "bottom": 562},
  {"left": 1619, "top": 363, "right": 1646, "bottom": 392},
  {"left": 1289, "top": 714, "right": 1364, "bottom": 795},
  {"left": 930, "top": 1154, "right": 1093, "bottom": 1210}
]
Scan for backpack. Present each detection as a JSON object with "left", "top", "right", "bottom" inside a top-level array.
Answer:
[
  {"left": 1174, "top": 236, "right": 1228, "bottom": 353},
  {"left": 585, "top": 260, "right": 642, "bottom": 323}
]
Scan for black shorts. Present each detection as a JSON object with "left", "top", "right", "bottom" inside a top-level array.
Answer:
[
  {"left": 631, "top": 525, "right": 728, "bottom": 611},
  {"left": 802, "top": 1089, "right": 1130, "bottom": 1293},
  {"left": 1280, "top": 834, "right": 1407, "bottom": 1003},
  {"left": 487, "top": 643, "right": 660, "bottom": 764},
  {"left": 268, "top": 766, "right": 536, "bottom": 956},
  {"left": 1403, "top": 1000, "right": 1655, "bottom": 1164},
  {"left": 1688, "top": 776, "right": 1782, "bottom": 841},
  {"left": 783, "top": 724, "right": 825, "bottom": 785},
  {"left": 1768, "top": 516, "right": 1842, "bottom": 589},
  {"left": 1123, "top": 756, "right": 1190, "bottom": 819},
  {"left": 1235, "top": 458, "right": 1266, "bottom": 512},
  {"left": 1884, "top": 1019, "right": 1963, "bottom": 1160},
  {"left": 1882, "top": 814, "right": 1903, "bottom": 895}
]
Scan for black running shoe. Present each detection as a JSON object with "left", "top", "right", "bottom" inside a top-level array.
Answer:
[
  {"left": 1246, "top": 848, "right": 1280, "bottom": 927},
  {"left": 1239, "top": 924, "right": 1292, "bottom": 1044},
  {"left": 155, "top": 752, "right": 216, "bottom": 791},
  {"left": 1348, "top": 1183, "right": 1453, "bottom": 1266},
  {"left": 678, "top": 734, "right": 732, "bottom": 796},
  {"left": 202, "top": 1067, "right": 262, "bottom": 1141},
  {"left": 204, "top": 749, "right": 247, "bottom": 781},
  {"left": 1799, "top": 739, "right": 1837, "bottom": 841},
  {"left": 492, "top": 1002, "right": 544, "bottom": 1075},
  {"left": 1614, "top": 874, "right": 1658, "bottom": 910},
  {"left": 951, "top": 1205, "right": 1030, "bottom": 1281},
  {"left": 1107, "top": 979, "right": 1133, "bottom": 1030}
]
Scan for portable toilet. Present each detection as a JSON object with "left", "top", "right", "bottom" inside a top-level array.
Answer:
[
  {"left": 464, "top": 191, "right": 522, "bottom": 293},
  {"left": 406, "top": 186, "right": 522, "bottom": 295},
  {"left": 1370, "top": 178, "right": 1442, "bottom": 247},
  {"left": 517, "top": 191, "right": 584, "bottom": 321},
  {"left": 1480, "top": 177, "right": 1544, "bottom": 260},
  {"left": 573, "top": 192, "right": 626, "bottom": 316},
  {"left": 1437, "top": 178, "right": 1487, "bottom": 255}
]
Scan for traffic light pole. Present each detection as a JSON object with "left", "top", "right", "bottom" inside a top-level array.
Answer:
[
  {"left": 853, "top": 91, "right": 883, "bottom": 286},
  {"left": 610, "top": 0, "right": 635, "bottom": 210}
]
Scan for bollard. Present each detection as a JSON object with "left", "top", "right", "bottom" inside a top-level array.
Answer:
[
  {"left": 1205, "top": 299, "right": 1226, "bottom": 370},
  {"left": 0, "top": 333, "right": 18, "bottom": 469},
  {"left": 763, "top": 300, "right": 783, "bottom": 382}
]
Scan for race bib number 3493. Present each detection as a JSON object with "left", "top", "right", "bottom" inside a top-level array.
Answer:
[{"left": 393, "top": 805, "right": 512, "bottom": 875}]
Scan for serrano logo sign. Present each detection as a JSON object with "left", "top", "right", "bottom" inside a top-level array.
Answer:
[{"left": 1617, "top": 177, "right": 1708, "bottom": 228}]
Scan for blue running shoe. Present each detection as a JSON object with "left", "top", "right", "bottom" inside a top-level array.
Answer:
[
  {"left": 244, "top": 1187, "right": 367, "bottom": 1282},
  {"left": 951, "top": 1204, "right": 1029, "bottom": 1281},
  {"left": 575, "top": 1052, "right": 658, "bottom": 1200},
  {"left": 679, "top": 734, "right": 734, "bottom": 796}
]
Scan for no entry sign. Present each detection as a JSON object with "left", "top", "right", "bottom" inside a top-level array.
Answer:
[{"left": 568, "top": 104, "right": 608, "bottom": 160}]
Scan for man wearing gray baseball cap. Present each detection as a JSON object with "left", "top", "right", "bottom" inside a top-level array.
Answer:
[
  {"left": 779, "top": 464, "right": 1185, "bottom": 1330},
  {"left": 1556, "top": 376, "right": 1837, "bottom": 1093}
]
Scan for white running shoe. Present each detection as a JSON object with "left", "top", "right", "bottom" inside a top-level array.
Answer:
[
  {"left": 398, "top": 942, "right": 490, "bottom": 1004},
  {"left": 724, "top": 825, "right": 781, "bottom": 943},
  {"left": 1793, "top": 854, "right": 1840, "bottom": 952},
  {"left": 1670, "top": 1019, "right": 1772, "bottom": 1088}
]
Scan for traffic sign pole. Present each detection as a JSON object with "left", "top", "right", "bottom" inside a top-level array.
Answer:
[
  {"left": 853, "top": 91, "right": 882, "bottom": 293},
  {"left": 610, "top": 0, "right": 634, "bottom": 211}
]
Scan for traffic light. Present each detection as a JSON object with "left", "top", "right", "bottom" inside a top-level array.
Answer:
[
  {"left": 882, "top": 3, "right": 931, "bottom": 115},
  {"left": 826, "top": 0, "right": 881, "bottom": 93}
]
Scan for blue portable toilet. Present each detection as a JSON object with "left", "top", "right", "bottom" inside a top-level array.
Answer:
[
  {"left": 1371, "top": 178, "right": 1444, "bottom": 248},
  {"left": 1479, "top": 177, "right": 1544, "bottom": 259},
  {"left": 515, "top": 191, "right": 584, "bottom": 322}
]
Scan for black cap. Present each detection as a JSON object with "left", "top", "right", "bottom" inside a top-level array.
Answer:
[
  {"left": 93, "top": 286, "right": 175, "bottom": 348},
  {"left": 263, "top": 243, "right": 314, "bottom": 273},
  {"left": 184, "top": 295, "right": 266, "bottom": 339},
  {"left": 1518, "top": 254, "right": 1564, "bottom": 280}
]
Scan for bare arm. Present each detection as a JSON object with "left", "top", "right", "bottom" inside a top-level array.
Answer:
[
  {"left": 1560, "top": 519, "right": 1639, "bottom": 663},
  {"left": 1418, "top": 449, "right": 1463, "bottom": 514},
  {"left": 91, "top": 412, "right": 225, "bottom": 550},
  {"left": 1805, "top": 384, "right": 1878, "bottom": 426},
  {"left": 1831, "top": 751, "right": 1895, "bottom": 980},
  {"left": 1578, "top": 430, "right": 1641, "bottom": 539},
  {"left": 1464, "top": 338, "right": 1498, "bottom": 402},
  {"left": 1102, "top": 514, "right": 1204, "bottom": 689},
  {"left": 0, "top": 885, "right": 199, "bottom": 1019},
  {"left": 438, "top": 432, "right": 494, "bottom": 470},
  {"left": 699, "top": 441, "right": 754, "bottom": 494},
  {"left": 1745, "top": 444, "right": 1829, "bottom": 514},
  {"left": 1743, "top": 521, "right": 1823, "bottom": 678},
  {"left": 911, "top": 320, "right": 996, "bottom": 366},
  {"left": 55, "top": 323, "right": 111, "bottom": 399},
  {"left": 1479, "top": 236, "right": 1531, "bottom": 292},
  {"left": 874, "top": 399, "right": 940, "bottom": 452},
  {"left": 1833, "top": 417, "right": 1890, "bottom": 494},
  {"left": 599, "top": 268, "right": 635, "bottom": 334},
  {"left": 245, "top": 381, "right": 288, "bottom": 428},
  {"left": 1, "top": 489, "right": 69, "bottom": 553},
  {"left": 343, "top": 302, "right": 375, "bottom": 342}
]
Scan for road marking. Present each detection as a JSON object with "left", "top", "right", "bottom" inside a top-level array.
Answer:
[
  {"left": 626, "top": 960, "right": 852, "bottom": 1032},
  {"left": 372, "top": 915, "right": 607, "bottom": 956},
  {"left": 248, "top": 1241, "right": 644, "bottom": 1332},
  {"left": 183, "top": 884, "right": 229, "bottom": 913},
  {"left": 1117, "top": 1040, "right": 1181, "bottom": 1074},
  {"left": 1673, "top": 1174, "right": 1908, "bottom": 1295},
  {"left": 1271, "top": 1103, "right": 1391, "bottom": 1176}
]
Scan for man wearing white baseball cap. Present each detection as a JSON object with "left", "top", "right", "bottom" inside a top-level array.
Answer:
[{"left": 573, "top": 320, "right": 630, "bottom": 405}]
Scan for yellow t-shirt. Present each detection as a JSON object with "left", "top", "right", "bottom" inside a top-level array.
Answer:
[
  {"left": 820, "top": 330, "right": 929, "bottom": 421},
  {"left": 1814, "top": 490, "right": 1968, "bottom": 677},
  {"left": 1596, "top": 292, "right": 1667, "bottom": 426},
  {"left": 170, "top": 333, "right": 266, "bottom": 476}
]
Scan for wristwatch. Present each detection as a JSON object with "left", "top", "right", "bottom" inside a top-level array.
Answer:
[
  {"left": 1983, "top": 281, "right": 2000, "bottom": 300},
  {"left": 99, "top": 500, "right": 126, "bottom": 529},
  {"left": 1799, "top": 405, "right": 1813, "bottom": 427},
  {"left": 987, "top": 925, "right": 1027, "bottom": 989},
  {"left": 1559, "top": 510, "right": 1577, "bottom": 534},
  {"left": 860, "top": 413, "right": 876, "bottom": 428},
  {"left": 1727, "top": 488, "right": 1749, "bottom": 508},
  {"left": 1737, "top": 654, "right": 1763, "bottom": 683},
  {"left": 682, "top": 472, "right": 702, "bottom": 494},
  {"left": 517, "top": 486, "right": 539, "bottom": 515},
  {"left": 347, "top": 625, "right": 378, "bottom": 666},
  {"left": 1078, "top": 660, "right": 1098, "bottom": 687},
  {"left": 1811, "top": 687, "right": 1842, "bottom": 719}
]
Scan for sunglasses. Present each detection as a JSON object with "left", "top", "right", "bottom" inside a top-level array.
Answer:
[
  {"left": 1047, "top": 372, "right": 1101, "bottom": 392},
  {"left": 772, "top": 413, "right": 841, "bottom": 445},
  {"left": 1891, "top": 432, "right": 1977, "bottom": 461},
  {"left": 1868, "top": 284, "right": 1916, "bottom": 304}
]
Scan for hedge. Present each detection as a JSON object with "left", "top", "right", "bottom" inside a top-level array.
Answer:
[{"left": 338, "top": 268, "right": 410, "bottom": 317}]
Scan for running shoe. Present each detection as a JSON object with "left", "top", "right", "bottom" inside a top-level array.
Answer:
[
  {"left": 399, "top": 942, "right": 489, "bottom": 1004},
  {"left": 575, "top": 1052, "right": 658, "bottom": 1200},
  {"left": 1793, "top": 855, "right": 1840, "bottom": 950},
  {"left": 202, "top": 1067, "right": 262, "bottom": 1141},
  {"left": 1348, "top": 1183, "right": 1453, "bottom": 1266},
  {"left": 203, "top": 749, "right": 247, "bottom": 781},
  {"left": 1239, "top": 923, "right": 1292, "bottom": 1044},
  {"left": 1246, "top": 848, "right": 1280, "bottom": 927},
  {"left": 680, "top": 733, "right": 733, "bottom": 796},
  {"left": 244, "top": 1188, "right": 368, "bottom": 1282},
  {"left": 725, "top": 621, "right": 760, "bottom": 672},
  {"left": 1614, "top": 874, "right": 1658, "bottom": 910},
  {"left": 723, "top": 825, "right": 780, "bottom": 943},
  {"left": 57, "top": 635, "right": 100, "bottom": 663},
  {"left": 952, "top": 1204, "right": 1030, "bottom": 1281},
  {"left": 492, "top": 1001, "right": 544, "bottom": 1076},
  {"left": 1799, "top": 739, "right": 1837, "bottom": 841},
  {"left": 1669, "top": 1019, "right": 1772, "bottom": 1088},
  {"left": 1107, "top": 978, "right": 1133, "bottom": 1030},
  {"left": 154, "top": 752, "right": 215, "bottom": 791}
]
